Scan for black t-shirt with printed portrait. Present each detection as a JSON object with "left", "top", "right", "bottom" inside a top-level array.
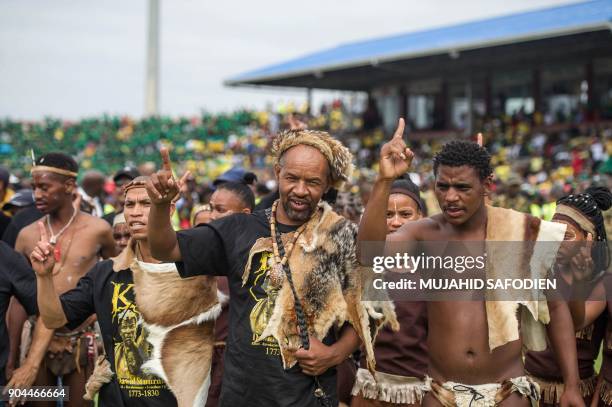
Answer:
[
  {"left": 176, "top": 211, "right": 338, "bottom": 407},
  {"left": 59, "top": 260, "right": 177, "bottom": 407}
]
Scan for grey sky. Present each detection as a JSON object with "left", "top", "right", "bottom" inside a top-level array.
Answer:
[{"left": 0, "top": 0, "right": 572, "bottom": 120}]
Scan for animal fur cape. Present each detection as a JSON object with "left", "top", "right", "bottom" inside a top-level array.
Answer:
[
  {"left": 243, "top": 201, "right": 395, "bottom": 372},
  {"left": 113, "top": 240, "right": 220, "bottom": 407},
  {"left": 484, "top": 205, "right": 566, "bottom": 352}
]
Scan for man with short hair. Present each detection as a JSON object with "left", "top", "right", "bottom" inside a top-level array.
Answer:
[
  {"left": 79, "top": 170, "right": 106, "bottom": 218},
  {"left": 358, "top": 119, "right": 584, "bottom": 407},
  {"left": 13, "top": 152, "right": 117, "bottom": 406},
  {"left": 146, "top": 133, "right": 391, "bottom": 407},
  {"left": 102, "top": 167, "right": 140, "bottom": 225},
  {"left": 30, "top": 177, "right": 178, "bottom": 406}
]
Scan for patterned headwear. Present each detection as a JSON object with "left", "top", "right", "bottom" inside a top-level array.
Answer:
[
  {"left": 123, "top": 176, "right": 149, "bottom": 194},
  {"left": 123, "top": 175, "right": 181, "bottom": 204},
  {"left": 271, "top": 129, "right": 354, "bottom": 189}
]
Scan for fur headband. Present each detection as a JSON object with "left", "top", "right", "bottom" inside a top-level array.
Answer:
[
  {"left": 272, "top": 129, "right": 354, "bottom": 189},
  {"left": 123, "top": 175, "right": 181, "bottom": 204},
  {"left": 123, "top": 176, "right": 149, "bottom": 194}
]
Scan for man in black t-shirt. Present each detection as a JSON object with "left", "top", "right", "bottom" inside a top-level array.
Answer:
[
  {"left": 146, "top": 134, "right": 391, "bottom": 407},
  {"left": 30, "top": 181, "right": 178, "bottom": 407}
]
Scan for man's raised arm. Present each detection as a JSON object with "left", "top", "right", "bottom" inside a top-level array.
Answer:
[
  {"left": 31, "top": 222, "right": 68, "bottom": 328},
  {"left": 146, "top": 147, "right": 189, "bottom": 262},
  {"left": 357, "top": 118, "right": 413, "bottom": 246}
]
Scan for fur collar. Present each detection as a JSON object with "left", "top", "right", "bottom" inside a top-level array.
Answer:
[
  {"left": 485, "top": 205, "right": 566, "bottom": 352},
  {"left": 243, "top": 202, "right": 392, "bottom": 371}
]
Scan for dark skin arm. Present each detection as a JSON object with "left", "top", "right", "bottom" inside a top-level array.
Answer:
[
  {"left": 3, "top": 317, "right": 54, "bottom": 406},
  {"left": 568, "top": 284, "right": 606, "bottom": 331},
  {"left": 6, "top": 231, "right": 33, "bottom": 380},
  {"left": 546, "top": 300, "right": 585, "bottom": 407},
  {"left": 566, "top": 234, "right": 607, "bottom": 330},
  {"left": 5, "top": 298, "right": 27, "bottom": 381},
  {"left": 31, "top": 222, "right": 69, "bottom": 329},
  {"left": 145, "top": 148, "right": 189, "bottom": 262},
  {"left": 357, "top": 119, "right": 413, "bottom": 260}
]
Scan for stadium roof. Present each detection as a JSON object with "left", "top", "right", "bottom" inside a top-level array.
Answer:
[{"left": 225, "top": 0, "right": 612, "bottom": 89}]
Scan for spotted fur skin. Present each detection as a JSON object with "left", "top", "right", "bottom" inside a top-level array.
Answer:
[
  {"left": 131, "top": 260, "right": 218, "bottom": 407},
  {"left": 247, "top": 202, "right": 395, "bottom": 372},
  {"left": 302, "top": 218, "right": 357, "bottom": 322}
]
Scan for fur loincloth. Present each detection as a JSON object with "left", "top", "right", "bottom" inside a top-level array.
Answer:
[
  {"left": 351, "top": 368, "right": 426, "bottom": 404},
  {"left": 600, "top": 377, "right": 612, "bottom": 405},
  {"left": 242, "top": 202, "right": 395, "bottom": 372},
  {"left": 113, "top": 241, "right": 219, "bottom": 407},
  {"left": 485, "top": 205, "right": 566, "bottom": 352},
  {"left": 424, "top": 375, "right": 540, "bottom": 407},
  {"left": 527, "top": 373, "right": 597, "bottom": 405}
]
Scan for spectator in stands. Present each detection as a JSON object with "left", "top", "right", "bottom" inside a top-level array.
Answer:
[{"left": 79, "top": 170, "right": 106, "bottom": 218}]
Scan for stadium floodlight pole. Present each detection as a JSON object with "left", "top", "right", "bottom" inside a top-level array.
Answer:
[{"left": 145, "top": 0, "right": 160, "bottom": 116}]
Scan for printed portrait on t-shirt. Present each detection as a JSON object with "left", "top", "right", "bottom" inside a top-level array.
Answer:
[
  {"left": 111, "top": 281, "right": 167, "bottom": 398},
  {"left": 114, "top": 308, "right": 150, "bottom": 379},
  {"left": 248, "top": 251, "right": 284, "bottom": 356}
]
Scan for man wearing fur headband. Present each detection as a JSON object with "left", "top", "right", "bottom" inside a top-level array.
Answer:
[
  {"left": 31, "top": 177, "right": 182, "bottom": 407},
  {"left": 358, "top": 119, "right": 584, "bottom": 407},
  {"left": 146, "top": 131, "right": 391, "bottom": 407}
]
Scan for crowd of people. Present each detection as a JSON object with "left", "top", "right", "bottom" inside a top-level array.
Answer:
[
  {"left": 0, "top": 104, "right": 611, "bottom": 407},
  {"left": 2, "top": 102, "right": 612, "bottom": 233}
]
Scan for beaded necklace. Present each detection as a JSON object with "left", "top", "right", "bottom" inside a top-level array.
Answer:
[
  {"left": 46, "top": 209, "right": 78, "bottom": 265},
  {"left": 269, "top": 200, "right": 332, "bottom": 405},
  {"left": 268, "top": 200, "right": 308, "bottom": 288}
]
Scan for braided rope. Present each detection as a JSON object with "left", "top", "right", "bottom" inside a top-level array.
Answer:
[
  {"left": 268, "top": 208, "right": 332, "bottom": 407},
  {"left": 273, "top": 224, "right": 311, "bottom": 349}
]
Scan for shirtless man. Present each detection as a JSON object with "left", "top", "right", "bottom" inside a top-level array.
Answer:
[
  {"left": 14, "top": 152, "right": 116, "bottom": 406},
  {"left": 358, "top": 119, "right": 583, "bottom": 407}
]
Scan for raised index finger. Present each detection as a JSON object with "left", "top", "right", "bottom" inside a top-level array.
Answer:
[
  {"left": 477, "top": 132, "right": 483, "bottom": 147},
  {"left": 393, "top": 118, "right": 405, "bottom": 140},
  {"left": 160, "top": 147, "right": 172, "bottom": 172},
  {"left": 37, "top": 221, "right": 48, "bottom": 243}
]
